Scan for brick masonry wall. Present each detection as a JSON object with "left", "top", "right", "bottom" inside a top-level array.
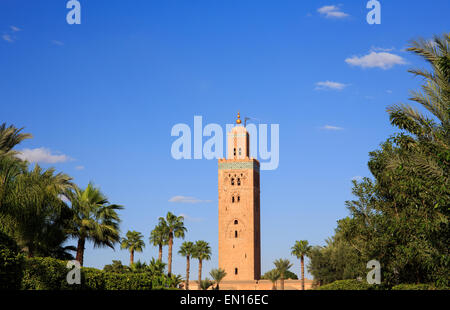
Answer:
[{"left": 186, "top": 279, "right": 315, "bottom": 290}]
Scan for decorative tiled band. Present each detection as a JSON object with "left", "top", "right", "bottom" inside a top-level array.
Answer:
[{"left": 218, "top": 161, "right": 259, "bottom": 171}]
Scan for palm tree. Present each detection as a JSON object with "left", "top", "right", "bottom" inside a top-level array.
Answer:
[
  {"left": 121, "top": 230, "right": 145, "bottom": 265},
  {"left": 68, "top": 182, "right": 123, "bottom": 266},
  {"left": 130, "top": 260, "right": 147, "bottom": 273},
  {"left": 158, "top": 212, "right": 187, "bottom": 275},
  {"left": 387, "top": 33, "right": 450, "bottom": 181},
  {"left": 192, "top": 240, "right": 211, "bottom": 285},
  {"left": 149, "top": 223, "right": 168, "bottom": 261},
  {"left": 199, "top": 278, "right": 214, "bottom": 290},
  {"left": 178, "top": 241, "right": 195, "bottom": 290},
  {"left": 291, "top": 240, "right": 312, "bottom": 290},
  {"left": 210, "top": 268, "right": 227, "bottom": 290},
  {"left": 0, "top": 123, "right": 32, "bottom": 157},
  {"left": 265, "top": 269, "right": 280, "bottom": 290},
  {"left": 1, "top": 165, "right": 73, "bottom": 257},
  {"left": 148, "top": 257, "right": 166, "bottom": 276},
  {"left": 273, "top": 259, "right": 293, "bottom": 290}
]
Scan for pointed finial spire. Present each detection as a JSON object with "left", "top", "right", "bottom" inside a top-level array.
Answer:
[{"left": 236, "top": 111, "right": 242, "bottom": 124}]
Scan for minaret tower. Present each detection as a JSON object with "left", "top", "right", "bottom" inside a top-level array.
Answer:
[{"left": 218, "top": 112, "right": 261, "bottom": 281}]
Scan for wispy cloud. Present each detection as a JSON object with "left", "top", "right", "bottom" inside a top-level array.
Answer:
[
  {"left": 10, "top": 26, "right": 21, "bottom": 32},
  {"left": 2, "top": 34, "right": 13, "bottom": 43},
  {"left": 75, "top": 165, "right": 85, "bottom": 170},
  {"left": 315, "top": 81, "right": 349, "bottom": 91},
  {"left": 345, "top": 52, "right": 407, "bottom": 70},
  {"left": 169, "top": 196, "right": 212, "bottom": 204},
  {"left": 51, "top": 40, "right": 64, "bottom": 46},
  {"left": 16, "top": 147, "right": 71, "bottom": 164},
  {"left": 179, "top": 213, "right": 204, "bottom": 222},
  {"left": 321, "top": 125, "right": 344, "bottom": 131},
  {"left": 370, "top": 46, "right": 395, "bottom": 52},
  {"left": 318, "top": 5, "right": 349, "bottom": 19}
]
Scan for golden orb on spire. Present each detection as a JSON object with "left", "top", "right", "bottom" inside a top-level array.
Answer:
[{"left": 236, "top": 111, "right": 242, "bottom": 124}]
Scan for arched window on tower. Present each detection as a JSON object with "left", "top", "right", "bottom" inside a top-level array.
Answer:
[
  {"left": 235, "top": 230, "right": 238, "bottom": 238},
  {"left": 231, "top": 178, "right": 235, "bottom": 186},
  {"left": 238, "top": 148, "right": 242, "bottom": 156},
  {"left": 234, "top": 220, "right": 238, "bottom": 225},
  {"left": 231, "top": 196, "right": 235, "bottom": 203},
  {"left": 233, "top": 148, "right": 236, "bottom": 156},
  {"left": 235, "top": 268, "right": 238, "bottom": 275},
  {"left": 237, "top": 196, "right": 240, "bottom": 202},
  {"left": 237, "top": 178, "right": 241, "bottom": 186}
]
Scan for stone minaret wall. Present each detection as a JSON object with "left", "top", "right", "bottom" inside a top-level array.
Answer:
[{"left": 218, "top": 123, "right": 261, "bottom": 281}]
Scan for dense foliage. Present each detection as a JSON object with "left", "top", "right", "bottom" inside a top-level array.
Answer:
[
  {"left": 0, "top": 231, "right": 24, "bottom": 289},
  {"left": 21, "top": 257, "right": 181, "bottom": 290},
  {"left": 309, "top": 33, "right": 450, "bottom": 288},
  {"left": 316, "top": 279, "right": 373, "bottom": 290}
]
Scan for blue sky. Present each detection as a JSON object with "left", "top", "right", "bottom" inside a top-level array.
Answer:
[{"left": 1, "top": 0, "right": 449, "bottom": 279}]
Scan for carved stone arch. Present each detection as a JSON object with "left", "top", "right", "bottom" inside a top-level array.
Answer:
[
  {"left": 225, "top": 217, "right": 247, "bottom": 239},
  {"left": 230, "top": 190, "right": 241, "bottom": 204}
]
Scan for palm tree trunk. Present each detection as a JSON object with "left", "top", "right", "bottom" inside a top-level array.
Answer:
[
  {"left": 130, "top": 250, "right": 134, "bottom": 266},
  {"left": 280, "top": 276, "right": 285, "bottom": 290},
  {"left": 301, "top": 256, "right": 305, "bottom": 290},
  {"left": 158, "top": 244, "right": 163, "bottom": 261},
  {"left": 76, "top": 237, "right": 85, "bottom": 266},
  {"left": 272, "top": 281, "right": 276, "bottom": 290},
  {"left": 198, "top": 259, "right": 203, "bottom": 285},
  {"left": 168, "top": 233, "right": 173, "bottom": 275},
  {"left": 186, "top": 256, "right": 190, "bottom": 290},
  {"left": 26, "top": 245, "right": 34, "bottom": 258}
]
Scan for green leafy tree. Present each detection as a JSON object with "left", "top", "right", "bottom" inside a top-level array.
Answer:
[
  {"left": 192, "top": 240, "right": 211, "bottom": 284},
  {"left": 121, "top": 230, "right": 145, "bottom": 265},
  {"left": 309, "top": 33, "right": 450, "bottom": 288},
  {"left": 178, "top": 241, "right": 195, "bottom": 290},
  {"left": 158, "top": 212, "right": 187, "bottom": 275},
  {"left": 291, "top": 240, "right": 312, "bottom": 290},
  {"left": 68, "top": 183, "right": 123, "bottom": 266},
  {"left": 210, "top": 268, "right": 227, "bottom": 290},
  {"left": 103, "top": 260, "right": 130, "bottom": 273},
  {"left": 273, "top": 259, "right": 292, "bottom": 290}
]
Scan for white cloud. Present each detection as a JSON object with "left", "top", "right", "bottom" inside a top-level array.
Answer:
[
  {"left": 10, "top": 26, "right": 21, "bottom": 32},
  {"left": 2, "top": 34, "right": 13, "bottom": 43},
  {"left": 345, "top": 52, "right": 406, "bottom": 69},
  {"left": 318, "top": 5, "right": 349, "bottom": 18},
  {"left": 386, "top": 90, "right": 393, "bottom": 94},
  {"left": 16, "top": 147, "right": 71, "bottom": 164},
  {"left": 75, "top": 165, "right": 85, "bottom": 170},
  {"left": 315, "top": 81, "right": 349, "bottom": 91},
  {"left": 321, "top": 125, "right": 344, "bottom": 131},
  {"left": 169, "top": 196, "right": 212, "bottom": 204}
]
